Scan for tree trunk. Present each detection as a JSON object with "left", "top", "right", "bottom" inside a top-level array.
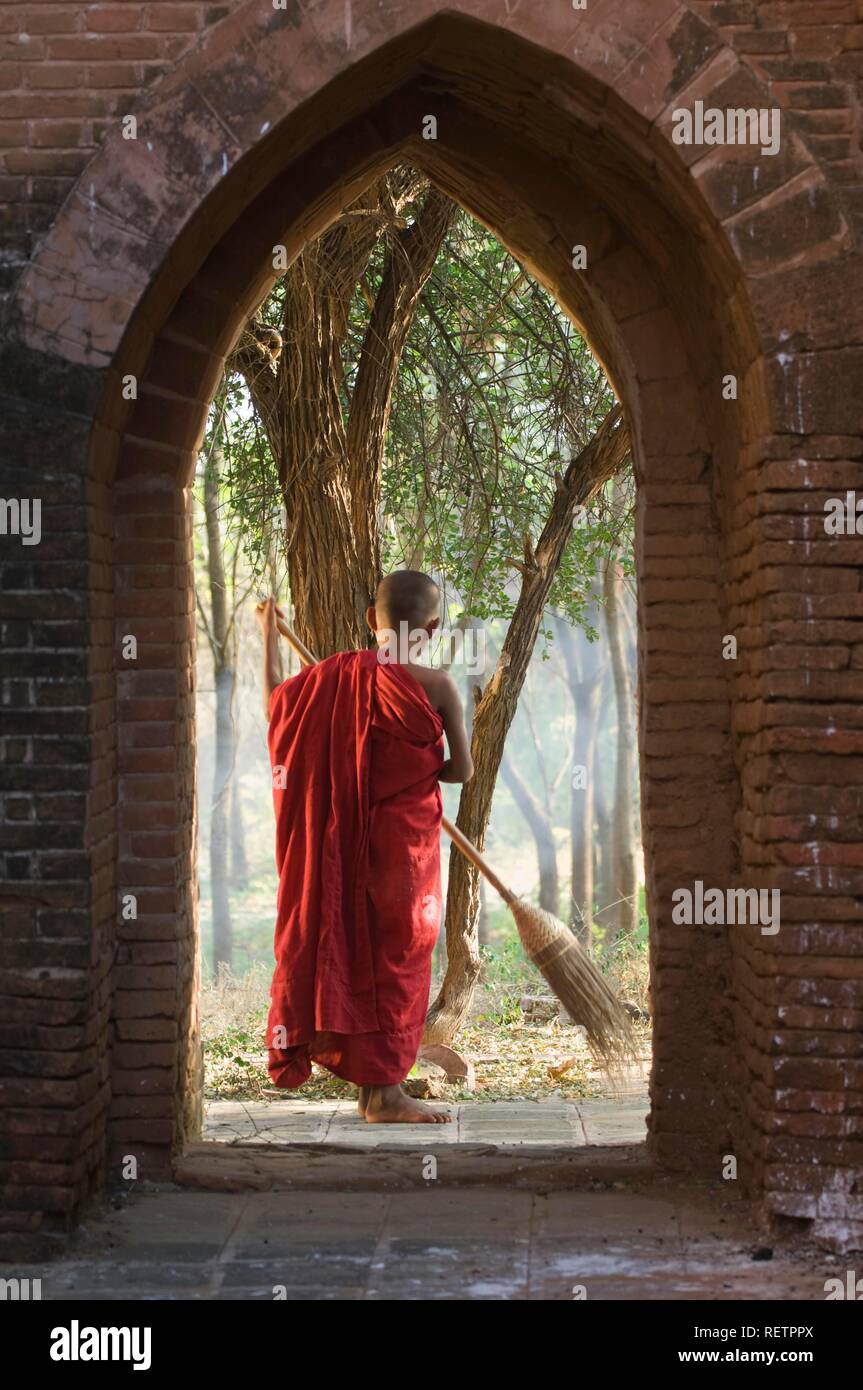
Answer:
[
  {"left": 593, "top": 657, "right": 613, "bottom": 927},
  {"left": 570, "top": 679, "right": 601, "bottom": 945},
  {"left": 230, "top": 777, "right": 248, "bottom": 890},
  {"left": 211, "top": 667, "right": 235, "bottom": 973},
  {"left": 463, "top": 633, "right": 491, "bottom": 944},
  {"left": 594, "top": 799, "right": 611, "bottom": 928},
  {"left": 500, "top": 752, "right": 559, "bottom": 915},
  {"left": 204, "top": 455, "right": 236, "bottom": 973},
  {"left": 556, "top": 616, "right": 604, "bottom": 947},
  {"left": 477, "top": 876, "right": 490, "bottom": 947},
  {"left": 604, "top": 553, "right": 639, "bottom": 939},
  {"left": 231, "top": 174, "right": 454, "bottom": 657},
  {"left": 425, "top": 405, "right": 630, "bottom": 1044},
  {"left": 344, "top": 188, "right": 455, "bottom": 601}
]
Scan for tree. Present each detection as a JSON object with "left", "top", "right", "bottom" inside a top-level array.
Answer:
[
  {"left": 207, "top": 185, "right": 636, "bottom": 1036},
  {"left": 229, "top": 776, "right": 249, "bottom": 892},
  {"left": 555, "top": 610, "right": 606, "bottom": 946},
  {"left": 424, "top": 405, "right": 630, "bottom": 1044},
  {"left": 603, "top": 536, "right": 639, "bottom": 940},
  {"left": 197, "top": 444, "right": 251, "bottom": 972},
  {"left": 500, "top": 749, "right": 560, "bottom": 916},
  {"left": 592, "top": 655, "right": 614, "bottom": 926},
  {"left": 228, "top": 170, "right": 455, "bottom": 656}
]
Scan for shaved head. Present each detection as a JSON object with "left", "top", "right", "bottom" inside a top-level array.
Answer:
[{"left": 374, "top": 570, "right": 440, "bottom": 630}]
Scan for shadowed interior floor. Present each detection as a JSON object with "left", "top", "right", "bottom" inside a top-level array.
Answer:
[{"left": 15, "top": 1184, "right": 832, "bottom": 1301}]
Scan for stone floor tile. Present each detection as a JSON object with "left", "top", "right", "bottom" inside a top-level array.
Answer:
[{"left": 202, "top": 1096, "right": 647, "bottom": 1148}]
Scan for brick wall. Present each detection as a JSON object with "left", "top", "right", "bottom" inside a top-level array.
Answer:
[
  {"left": 2, "top": 0, "right": 863, "bottom": 1254},
  {"left": 1, "top": 0, "right": 857, "bottom": 285},
  {"left": 0, "top": 5, "right": 237, "bottom": 269}
]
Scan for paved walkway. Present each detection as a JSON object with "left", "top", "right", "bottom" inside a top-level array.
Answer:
[
  {"left": 203, "top": 1096, "right": 649, "bottom": 1147},
  {"left": 18, "top": 1081, "right": 831, "bottom": 1301},
  {"left": 16, "top": 1184, "right": 832, "bottom": 1300}
]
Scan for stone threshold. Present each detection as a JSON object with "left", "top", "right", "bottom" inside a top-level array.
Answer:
[{"left": 173, "top": 1140, "right": 655, "bottom": 1193}]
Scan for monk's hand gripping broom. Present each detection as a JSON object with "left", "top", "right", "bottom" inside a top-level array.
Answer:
[{"left": 258, "top": 603, "right": 638, "bottom": 1075}]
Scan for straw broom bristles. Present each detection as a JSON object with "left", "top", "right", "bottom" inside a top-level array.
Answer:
[
  {"left": 442, "top": 815, "right": 638, "bottom": 1075},
  {"left": 259, "top": 602, "right": 638, "bottom": 1075},
  {"left": 512, "top": 903, "right": 638, "bottom": 1074}
]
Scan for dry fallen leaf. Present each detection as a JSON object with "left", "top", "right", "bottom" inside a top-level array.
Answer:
[{"left": 547, "top": 1056, "right": 580, "bottom": 1080}]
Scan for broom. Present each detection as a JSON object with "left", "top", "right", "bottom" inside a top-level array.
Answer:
[{"left": 257, "top": 602, "right": 638, "bottom": 1074}]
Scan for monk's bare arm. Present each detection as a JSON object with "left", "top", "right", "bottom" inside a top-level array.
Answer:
[
  {"left": 255, "top": 597, "right": 283, "bottom": 720},
  {"left": 435, "top": 673, "right": 474, "bottom": 783}
]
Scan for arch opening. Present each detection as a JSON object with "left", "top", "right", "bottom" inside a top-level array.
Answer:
[{"left": 86, "top": 15, "right": 765, "bottom": 1189}]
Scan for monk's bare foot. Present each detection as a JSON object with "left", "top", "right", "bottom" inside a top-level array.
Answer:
[
  {"left": 357, "top": 1085, "right": 370, "bottom": 1117},
  {"left": 364, "top": 1083, "right": 451, "bottom": 1124}
]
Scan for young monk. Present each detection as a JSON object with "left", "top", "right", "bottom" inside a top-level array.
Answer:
[{"left": 256, "top": 571, "right": 474, "bottom": 1123}]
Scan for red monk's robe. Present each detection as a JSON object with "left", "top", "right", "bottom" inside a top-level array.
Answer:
[{"left": 265, "top": 648, "right": 444, "bottom": 1087}]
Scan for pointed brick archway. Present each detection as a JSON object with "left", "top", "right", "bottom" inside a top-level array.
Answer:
[{"left": 6, "top": 1, "right": 861, "bottom": 1251}]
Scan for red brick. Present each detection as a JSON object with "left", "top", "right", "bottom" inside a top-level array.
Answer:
[
  {"left": 25, "top": 63, "right": 87, "bottom": 89},
  {"left": 23, "top": 10, "right": 80, "bottom": 36},
  {"left": 48, "top": 35, "right": 162, "bottom": 61},
  {"left": 147, "top": 6, "right": 201, "bottom": 33},
  {"left": 85, "top": 7, "right": 145, "bottom": 34},
  {"left": 30, "top": 120, "right": 86, "bottom": 147},
  {"left": 84, "top": 62, "right": 139, "bottom": 87}
]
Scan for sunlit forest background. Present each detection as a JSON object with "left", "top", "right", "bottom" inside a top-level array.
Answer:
[
  {"left": 192, "top": 172, "right": 647, "bottom": 1100},
  {"left": 193, "top": 606, "right": 644, "bottom": 970}
]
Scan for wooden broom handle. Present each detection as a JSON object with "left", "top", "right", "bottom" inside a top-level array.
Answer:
[
  {"left": 269, "top": 611, "right": 317, "bottom": 668},
  {"left": 437, "top": 813, "right": 516, "bottom": 905},
  {"left": 260, "top": 603, "right": 518, "bottom": 905}
]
